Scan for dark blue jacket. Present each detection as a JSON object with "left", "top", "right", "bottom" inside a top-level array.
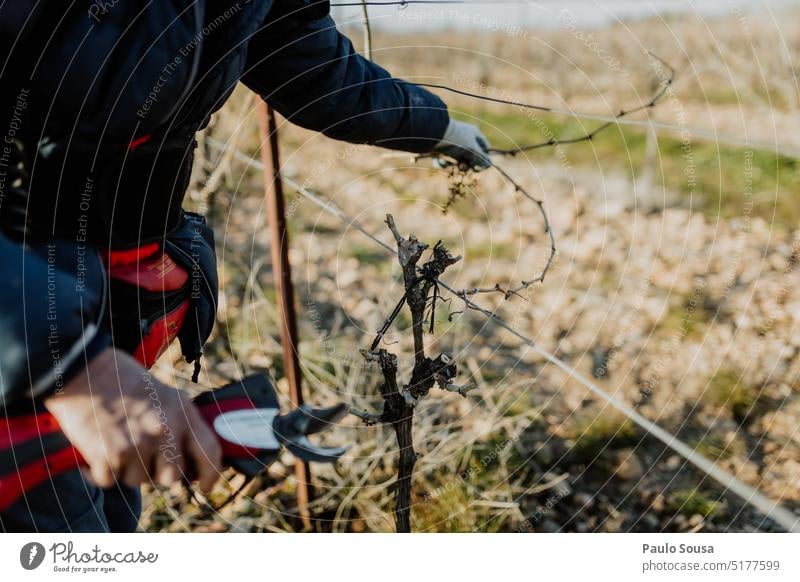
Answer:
[
  {"left": 1, "top": 0, "right": 449, "bottom": 246},
  {"left": 2, "top": 0, "right": 448, "bottom": 146},
  {"left": 0, "top": 0, "right": 449, "bottom": 408}
]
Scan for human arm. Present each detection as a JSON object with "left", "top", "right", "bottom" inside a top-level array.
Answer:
[{"left": 242, "top": 0, "right": 490, "bottom": 163}]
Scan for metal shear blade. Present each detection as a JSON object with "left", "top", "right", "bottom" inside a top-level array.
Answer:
[{"left": 273, "top": 403, "right": 350, "bottom": 463}]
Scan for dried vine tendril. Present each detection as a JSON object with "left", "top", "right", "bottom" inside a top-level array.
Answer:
[{"left": 419, "top": 53, "right": 675, "bottom": 302}]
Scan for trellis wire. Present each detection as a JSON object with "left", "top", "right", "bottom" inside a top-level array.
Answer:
[
  {"left": 205, "top": 136, "right": 800, "bottom": 532},
  {"left": 400, "top": 85, "right": 800, "bottom": 159},
  {"left": 331, "top": 1, "right": 525, "bottom": 6},
  {"left": 329, "top": 3, "right": 799, "bottom": 156},
  {"left": 359, "top": 0, "right": 373, "bottom": 60}
]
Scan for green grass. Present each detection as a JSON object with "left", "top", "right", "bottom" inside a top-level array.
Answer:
[
  {"left": 346, "top": 243, "right": 388, "bottom": 265},
  {"left": 682, "top": 84, "right": 793, "bottom": 110},
  {"left": 416, "top": 472, "right": 509, "bottom": 533},
  {"left": 691, "top": 434, "right": 740, "bottom": 462},
  {"left": 502, "top": 393, "right": 534, "bottom": 418},
  {"left": 415, "top": 481, "right": 474, "bottom": 532},
  {"left": 567, "top": 414, "right": 639, "bottom": 460},
  {"left": 465, "top": 240, "right": 515, "bottom": 260},
  {"left": 456, "top": 109, "right": 800, "bottom": 229},
  {"left": 655, "top": 295, "right": 713, "bottom": 340},
  {"left": 706, "top": 370, "right": 760, "bottom": 421},
  {"left": 668, "top": 488, "right": 724, "bottom": 519}
]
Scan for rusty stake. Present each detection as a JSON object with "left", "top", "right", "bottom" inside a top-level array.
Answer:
[{"left": 256, "top": 100, "right": 312, "bottom": 529}]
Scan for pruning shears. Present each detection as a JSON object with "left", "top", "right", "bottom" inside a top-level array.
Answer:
[{"left": 0, "top": 374, "right": 348, "bottom": 511}]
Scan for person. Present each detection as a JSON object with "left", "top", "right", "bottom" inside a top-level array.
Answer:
[{"left": 0, "top": 0, "right": 491, "bottom": 532}]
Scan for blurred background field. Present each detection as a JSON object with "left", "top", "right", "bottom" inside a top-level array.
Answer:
[{"left": 144, "top": 4, "right": 800, "bottom": 532}]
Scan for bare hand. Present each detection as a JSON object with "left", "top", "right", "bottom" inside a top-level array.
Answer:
[{"left": 43, "top": 348, "right": 222, "bottom": 493}]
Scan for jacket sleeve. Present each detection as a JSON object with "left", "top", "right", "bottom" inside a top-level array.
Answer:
[
  {"left": 0, "top": 235, "right": 108, "bottom": 410},
  {"left": 241, "top": 1, "right": 450, "bottom": 154},
  {"left": 0, "top": 1, "right": 44, "bottom": 57}
]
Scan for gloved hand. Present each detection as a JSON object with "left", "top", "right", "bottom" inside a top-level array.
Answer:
[{"left": 433, "top": 119, "right": 492, "bottom": 171}]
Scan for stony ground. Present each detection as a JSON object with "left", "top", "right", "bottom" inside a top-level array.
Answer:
[{"left": 141, "top": 14, "right": 800, "bottom": 532}]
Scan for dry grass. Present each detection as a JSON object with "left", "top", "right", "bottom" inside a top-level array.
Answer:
[{"left": 141, "top": 11, "right": 800, "bottom": 532}]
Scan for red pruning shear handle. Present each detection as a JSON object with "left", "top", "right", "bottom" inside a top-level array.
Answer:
[
  {"left": 0, "top": 374, "right": 348, "bottom": 511},
  {"left": 0, "top": 413, "right": 84, "bottom": 512}
]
